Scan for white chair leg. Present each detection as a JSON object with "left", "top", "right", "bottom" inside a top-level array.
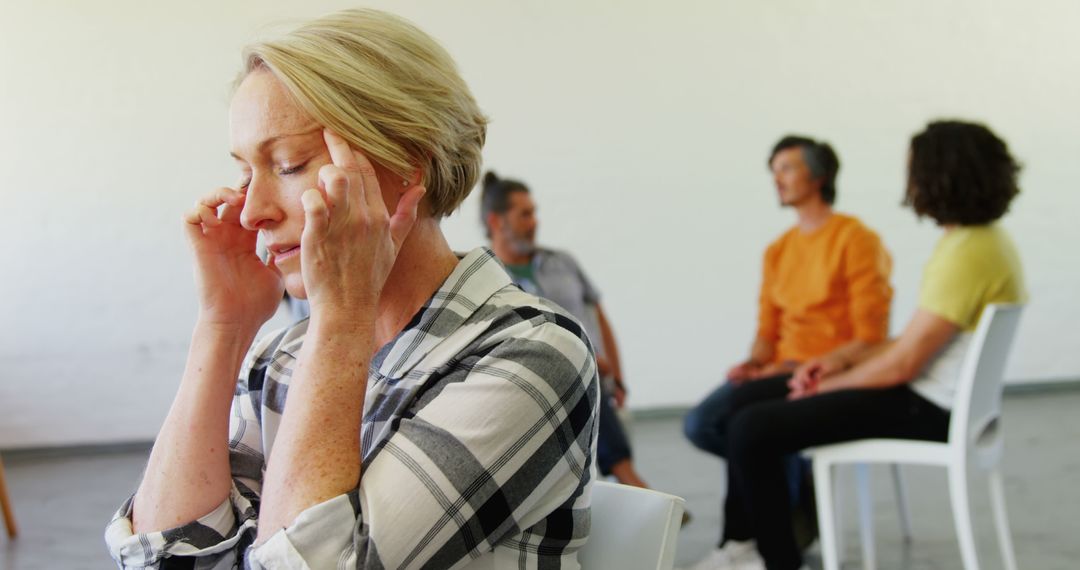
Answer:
[
  {"left": 948, "top": 466, "right": 980, "bottom": 570},
  {"left": 988, "top": 469, "right": 1018, "bottom": 570},
  {"left": 855, "top": 464, "right": 876, "bottom": 570},
  {"left": 890, "top": 463, "right": 913, "bottom": 543},
  {"left": 833, "top": 465, "right": 845, "bottom": 563},
  {"left": 814, "top": 459, "right": 842, "bottom": 570}
]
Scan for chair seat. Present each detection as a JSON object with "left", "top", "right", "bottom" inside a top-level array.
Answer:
[{"left": 810, "top": 439, "right": 954, "bottom": 467}]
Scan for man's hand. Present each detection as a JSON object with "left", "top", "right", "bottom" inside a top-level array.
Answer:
[
  {"left": 611, "top": 378, "right": 627, "bottom": 409},
  {"left": 747, "top": 359, "right": 799, "bottom": 380},
  {"left": 726, "top": 359, "right": 762, "bottom": 384}
]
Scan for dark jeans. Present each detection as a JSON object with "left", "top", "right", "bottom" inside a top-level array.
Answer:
[
  {"left": 722, "top": 376, "right": 950, "bottom": 570},
  {"left": 596, "top": 389, "right": 632, "bottom": 475},
  {"left": 684, "top": 376, "right": 808, "bottom": 504}
]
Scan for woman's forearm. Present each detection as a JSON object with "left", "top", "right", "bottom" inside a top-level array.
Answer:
[
  {"left": 821, "top": 344, "right": 912, "bottom": 393},
  {"left": 846, "top": 339, "right": 894, "bottom": 367},
  {"left": 133, "top": 321, "right": 257, "bottom": 533},
  {"left": 256, "top": 316, "right": 373, "bottom": 542}
]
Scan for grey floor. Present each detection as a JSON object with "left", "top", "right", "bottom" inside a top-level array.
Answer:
[{"left": 2, "top": 388, "right": 1078, "bottom": 569}]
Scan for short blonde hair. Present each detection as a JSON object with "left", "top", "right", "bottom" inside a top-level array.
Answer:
[{"left": 242, "top": 9, "right": 488, "bottom": 217}]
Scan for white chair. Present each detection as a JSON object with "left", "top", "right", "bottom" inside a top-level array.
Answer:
[
  {"left": 458, "top": 481, "right": 684, "bottom": 570},
  {"left": 578, "top": 481, "right": 685, "bottom": 570},
  {"left": 809, "top": 304, "right": 1023, "bottom": 570}
]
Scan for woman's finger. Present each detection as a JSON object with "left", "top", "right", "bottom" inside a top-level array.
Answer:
[
  {"left": 189, "top": 187, "right": 245, "bottom": 227},
  {"left": 323, "top": 129, "right": 359, "bottom": 171},
  {"left": 388, "top": 185, "right": 425, "bottom": 249},
  {"left": 184, "top": 203, "right": 221, "bottom": 227},
  {"left": 324, "top": 129, "right": 385, "bottom": 213},
  {"left": 318, "top": 163, "right": 351, "bottom": 223},
  {"left": 265, "top": 251, "right": 282, "bottom": 275},
  {"left": 198, "top": 187, "right": 245, "bottom": 208},
  {"left": 350, "top": 148, "right": 386, "bottom": 212},
  {"left": 301, "top": 188, "right": 330, "bottom": 243}
]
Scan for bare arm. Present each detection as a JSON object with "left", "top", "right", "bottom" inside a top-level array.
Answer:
[
  {"left": 133, "top": 185, "right": 284, "bottom": 534},
  {"left": 818, "top": 309, "right": 957, "bottom": 393},
  {"left": 594, "top": 303, "right": 623, "bottom": 381},
  {"left": 132, "top": 323, "right": 257, "bottom": 532},
  {"left": 256, "top": 318, "right": 373, "bottom": 540}
]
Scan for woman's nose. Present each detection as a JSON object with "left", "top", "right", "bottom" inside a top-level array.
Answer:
[{"left": 239, "top": 175, "right": 284, "bottom": 231}]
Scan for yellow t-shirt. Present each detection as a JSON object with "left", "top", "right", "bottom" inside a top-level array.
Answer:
[
  {"left": 917, "top": 225, "right": 1026, "bottom": 331},
  {"left": 911, "top": 224, "right": 1026, "bottom": 409}
]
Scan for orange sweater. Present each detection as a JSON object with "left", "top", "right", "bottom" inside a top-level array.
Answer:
[{"left": 757, "top": 214, "right": 893, "bottom": 363}]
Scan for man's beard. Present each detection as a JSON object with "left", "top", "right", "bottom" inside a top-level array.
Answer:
[{"left": 504, "top": 228, "right": 536, "bottom": 257}]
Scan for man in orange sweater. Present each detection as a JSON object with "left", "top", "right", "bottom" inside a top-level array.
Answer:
[{"left": 683, "top": 135, "right": 893, "bottom": 570}]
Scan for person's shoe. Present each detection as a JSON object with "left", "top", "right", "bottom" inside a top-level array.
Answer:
[{"left": 682, "top": 540, "right": 761, "bottom": 570}]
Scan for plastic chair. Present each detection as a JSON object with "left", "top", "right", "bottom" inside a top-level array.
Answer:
[
  {"left": 0, "top": 453, "right": 17, "bottom": 538},
  {"left": 579, "top": 481, "right": 685, "bottom": 570},
  {"left": 809, "top": 304, "right": 1023, "bottom": 570},
  {"left": 458, "top": 481, "right": 685, "bottom": 570}
]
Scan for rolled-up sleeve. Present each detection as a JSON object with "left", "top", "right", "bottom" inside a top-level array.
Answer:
[{"left": 106, "top": 485, "right": 258, "bottom": 569}]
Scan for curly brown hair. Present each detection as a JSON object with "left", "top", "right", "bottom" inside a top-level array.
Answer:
[{"left": 905, "top": 120, "right": 1021, "bottom": 225}]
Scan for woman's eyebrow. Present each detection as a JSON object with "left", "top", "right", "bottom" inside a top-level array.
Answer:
[{"left": 230, "top": 126, "right": 323, "bottom": 160}]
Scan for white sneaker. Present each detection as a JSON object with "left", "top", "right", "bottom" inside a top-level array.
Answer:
[{"left": 681, "top": 540, "right": 763, "bottom": 570}]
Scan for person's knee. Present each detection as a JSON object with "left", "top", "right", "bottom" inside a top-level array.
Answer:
[
  {"left": 727, "top": 408, "right": 771, "bottom": 463},
  {"left": 683, "top": 407, "right": 726, "bottom": 455},
  {"left": 683, "top": 385, "right": 738, "bottom": 454},
  {"left": 682, "top": 405, "right": 706, "bottom": 443}
]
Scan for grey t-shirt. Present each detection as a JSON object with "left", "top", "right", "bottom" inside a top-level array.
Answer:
[{"left": 510, "top": 248, "right": 605, "bottom": 360}]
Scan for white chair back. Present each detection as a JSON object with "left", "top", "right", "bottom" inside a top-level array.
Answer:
[
  {"left": 457, "top": 481, "right": 684, "bottom": 570},
  {"left": 948, "top": 304, "right": 1024, "bottom": 469},
  {"left": 578, "top": 481, "right": 685, "bottom": 570}
]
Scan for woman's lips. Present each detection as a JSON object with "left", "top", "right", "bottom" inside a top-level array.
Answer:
[{"left": 271, "top": 245, "right": 301, "bottom": 263}]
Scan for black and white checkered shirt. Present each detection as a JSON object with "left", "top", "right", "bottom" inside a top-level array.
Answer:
[{"left": 106, "top": 248, "right": 599, "bottom": 569}]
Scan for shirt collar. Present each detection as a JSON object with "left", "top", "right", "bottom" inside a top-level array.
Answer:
[{"left": 374, "top": 247, "right": 512, "bottom": 380}]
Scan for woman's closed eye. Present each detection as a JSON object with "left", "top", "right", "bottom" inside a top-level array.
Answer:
[{"left": 278, "top": 162, "right": 308, "bottom": 176}]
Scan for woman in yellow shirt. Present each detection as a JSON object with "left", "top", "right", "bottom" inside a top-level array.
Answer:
[{"left": 712, "top": 121, "right": 1025, "bottom": 570}]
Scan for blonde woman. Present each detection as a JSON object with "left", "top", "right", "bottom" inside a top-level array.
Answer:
[{"left": 106, "top": 9, "right": 598, "bottom": 569}]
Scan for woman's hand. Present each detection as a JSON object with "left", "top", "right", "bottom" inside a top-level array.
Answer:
[
  {"left": 792, "top": 354, "right": 847, "bottom": 387},
  {"left": 786, "top": 372, "right": 819, "bottom": 400},
  {"left": 299, "top": 130, "right": 425, "bottom": 324},
  {"left": 183, "top": 186, "right": 284, "bottom": 332},
  {"left": 787, "top": 354, "right": 847, "bottom": 400}
]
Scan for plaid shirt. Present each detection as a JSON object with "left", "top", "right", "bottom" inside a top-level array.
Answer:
[{"left": 106, "top": 248, "right": 599, "bottom": 569}]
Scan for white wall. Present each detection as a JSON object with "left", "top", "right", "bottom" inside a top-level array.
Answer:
[{"left": 2, "top": 0, "right": 1077, "bottom": 448}]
